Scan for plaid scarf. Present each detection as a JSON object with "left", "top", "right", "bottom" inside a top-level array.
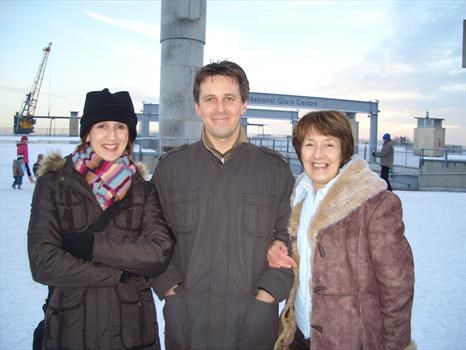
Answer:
[{"left": 72, "top": 145, "right": 136, "bottom": 210}]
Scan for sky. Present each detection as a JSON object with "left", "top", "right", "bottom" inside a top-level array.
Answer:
[
  {"left": 1, "top": 0, "right": 465, "bottom": 145},
  {"left": 0, "top": 136, "right": 465, "bottom": 349}
]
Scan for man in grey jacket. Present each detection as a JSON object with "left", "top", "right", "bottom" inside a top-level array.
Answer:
[
  {"left": 151, "top": 61, "right": 294, "bottom": 350},
  {"left": 372, "top": 133, "right": 394, "bottom": 191}
]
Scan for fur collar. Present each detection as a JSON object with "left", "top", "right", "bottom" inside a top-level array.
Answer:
[
  {"left": 293, "top": 159, "right": 386, "bottom": 244},
  {"left": 38, "top": 151, "right": 147, "bottom": 177}
]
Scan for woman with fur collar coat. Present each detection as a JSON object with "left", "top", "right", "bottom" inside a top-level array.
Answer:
[{"left": 269, "top": 111, "right": 415, "bottom": 350}]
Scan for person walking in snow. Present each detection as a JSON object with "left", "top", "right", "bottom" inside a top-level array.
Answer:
[
  {"left": 28, "top": 88, "right": 174, "bottom": 350},
  {"left": 32, "top": 153, "right": 44, "bottom": 178},
  {"left": 268, "top": 111, "right": 415, "bottom": 350},
  {"left": 16, "top": 135, "right": 35, "bottom": 183},
  {"left": 150, "top": 61, "right": 295, "bottom": 350},
  {"left": 372, "top": 133, "right": 394, "bottom": 191},
  {"left": 12, "top": 155, "right": 25, "bottom": 189}
]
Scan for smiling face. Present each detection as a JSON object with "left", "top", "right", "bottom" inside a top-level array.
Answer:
[
  {"left": 86, "top": 121, "right": 129, "bottom": 162},
  {"left": 194, "top": 75, "right": 247, "bottom": 153},
  {"left": 300, "top": 129, "right": 343, "bottom": 191}
]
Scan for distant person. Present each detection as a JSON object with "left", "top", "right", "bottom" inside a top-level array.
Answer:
[
  {"left": 16, "top": 135, "right": 34, "bottom": 183},
  {"left": 268, "top": 111, "right": 415, "bottom": 350},
  {"left": 372, "top": 133, "right": 394, "bottom": 191},
  {"left": 12, "top": 155, "right": 25, "bottom": 189},
  {"left": 32, "top": 153, "right": 44, "bottom": 178},
  {"left": 150, "top": 60, "right": 295, "bottom": 350},
  {"left": 28, "top": 88, "right": 174, "bottom": 350}
]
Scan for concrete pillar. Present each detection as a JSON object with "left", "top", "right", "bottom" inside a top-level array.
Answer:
[
  {"left": 69, "top": 111, "right": 79, "bottom": 136},
  {"left": 240, "top": 116, "right": 248, "bottom": 135},
  {"left": 289, "top": 112, "right": 299, "bottom": 153},
  {"left": 345, "top": 112, "right": 359, "bottom": 154},
  {"left": 369, "top": 113, "right": 378, "bottom": 161},
  {"left": 159, "top": 0, "right": 207, "bottom": 151}
]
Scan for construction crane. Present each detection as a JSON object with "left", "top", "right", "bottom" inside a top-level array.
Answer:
[{"left": 14, "top": 42, "right": 52, "bottom": 134}]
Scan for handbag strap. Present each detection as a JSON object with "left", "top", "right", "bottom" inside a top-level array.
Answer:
[
  {"left": 87, "top": 200, "right": 121, "bottom": 234},
  {"left": 42, "top": 195, "right": 123, "bottom": 317}
]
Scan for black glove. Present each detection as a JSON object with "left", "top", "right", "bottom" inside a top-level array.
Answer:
[
  {"left": 371, "top": 151, "right": 376, "bottom": 157},
  {"left": 62, "top": 232, "right": 95, "bottom": 261},
  {"left": 120, "top": 270, "right": 139, "bottom": 283}
]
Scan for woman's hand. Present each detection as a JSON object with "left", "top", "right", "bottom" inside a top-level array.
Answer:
[
  {"left": 256, "top": 289, "right": 275, "bottom": 303},
  {"left": 164, "top": 284, "right": 179, "bottom": 297},
  {"left": 267, "top": 240, "right": 297, "bottom": 268}
]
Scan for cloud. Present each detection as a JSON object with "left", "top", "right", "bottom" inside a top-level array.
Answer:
[
  {"left": 440, "top": 84, "right": 466, "bottom": 93},
  {"left": 85, "top": 11, "right": 160, "bottom": 39}
]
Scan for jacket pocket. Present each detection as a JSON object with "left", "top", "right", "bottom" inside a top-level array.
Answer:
[
  {"left": 163, "top": 288, "right": 188, "bottom": 349},
  {"left": 44, "top": 287, "right": 87, "bottom": 350},
  {"left": 243, "top": 193, "right": 276, "bottom": 237},
  {"left": 54, "top": 189, "right": 88, "bottom": 232},
  {"left": 166, "top": 190, "right": 199, "bottom": 234},
  {"left": 237, "top": 296, "right": 278, "bottom": 350},
  {"left": 113, "top": 192, "right": 144, "bottom": 232},
  {"left": 115, "top": 283, "right": 159, "bottom": 349}
]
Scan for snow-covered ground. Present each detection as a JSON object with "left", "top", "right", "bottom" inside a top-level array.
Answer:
[{"left": 0, "top": 136, "right": 465, "bottom": 350}]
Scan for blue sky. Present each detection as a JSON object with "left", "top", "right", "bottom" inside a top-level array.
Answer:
[{"left": 1, "top": 0, "right": 465, "bottom": 145}]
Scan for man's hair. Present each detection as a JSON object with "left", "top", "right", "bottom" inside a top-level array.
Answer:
[
  {"left": 193, "top": 60, "right": 250, "bottom": 103},
  {"left": 292, "top": 110, "right": 354, "bottom": 167}
]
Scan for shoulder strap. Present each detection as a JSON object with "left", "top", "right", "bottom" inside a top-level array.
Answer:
[{"left": 87, "top": 201, "right": 121, "bottom": 234}]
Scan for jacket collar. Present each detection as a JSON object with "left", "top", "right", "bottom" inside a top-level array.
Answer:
[
  {"left": 201, "top": 126, "right": 248, "bottom": 163},
  {"left": 39, "top": 151, "right": 146, "bottom": 178},
  {"left": 291, "top": 159, "right": 387, "bottom": 243}
]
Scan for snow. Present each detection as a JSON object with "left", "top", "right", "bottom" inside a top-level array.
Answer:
[{"left": 1, "top": 136, "right": 465, "bottom": 350}]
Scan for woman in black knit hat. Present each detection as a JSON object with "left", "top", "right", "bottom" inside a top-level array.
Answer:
[{"left": 28, "top": 88, "right": 174, "bottom": 350}]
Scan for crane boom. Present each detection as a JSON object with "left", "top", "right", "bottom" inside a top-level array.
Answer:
[{"left": 14, "top": 42, "right": 52, "bottom": 134}]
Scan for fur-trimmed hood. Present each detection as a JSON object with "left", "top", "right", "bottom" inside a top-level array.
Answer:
[{"left": 38, "top": 151, "right": 147, "bottom": 177}]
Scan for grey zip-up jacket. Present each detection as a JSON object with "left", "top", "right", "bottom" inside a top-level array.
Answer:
[
  {"left": 28, "top": 152, "right": 174, "bottom": 350},
  {"left": 151, "top": 141, "right": 294, "bottom": 350}
]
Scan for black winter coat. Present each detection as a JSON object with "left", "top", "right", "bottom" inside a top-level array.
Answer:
[{"left": 28, "top": 153, "right": 174, "bottom": 350}]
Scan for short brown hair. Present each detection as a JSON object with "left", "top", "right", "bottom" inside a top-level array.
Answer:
[
  {"left": 292, "top": 110, "right": 354, "bottom": 167},
  {"left": 193, "top": 60, "right": 249, "bottom": 103}
]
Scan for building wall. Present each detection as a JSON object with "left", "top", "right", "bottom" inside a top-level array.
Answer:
[
  {"left": 419, "top": 159, "right": 466, "bottom": 191},
  {"left": 414, "top": 127, "right": 445, "bottom": 156}
]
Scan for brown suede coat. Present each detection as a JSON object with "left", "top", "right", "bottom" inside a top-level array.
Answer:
[{"left": 275, "top": 159, "right": 415, "bottom": 350}]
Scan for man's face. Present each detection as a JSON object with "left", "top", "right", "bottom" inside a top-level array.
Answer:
[{"left": 195, "top": 75, "right": 247, "bottom": 150}]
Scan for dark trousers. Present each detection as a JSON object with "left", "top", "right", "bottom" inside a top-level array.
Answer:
[
  {"left": 380, "top": 166, "right": 392, "bottom": 191},
  {"left": 12, "top": 176, "right": 23, "bottom": 188},
  {"left": 24, "top": 162, "right": 32, "bottom": 177},
  {"left": 290, "top": 327, "right": 311, "bottom": 350}
]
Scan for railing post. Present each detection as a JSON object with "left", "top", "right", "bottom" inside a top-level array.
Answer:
[{"left": 405, "top": 144, "right": 408, "bottom": 167}]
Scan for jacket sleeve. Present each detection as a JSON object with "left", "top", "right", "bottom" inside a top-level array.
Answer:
[
  {"left": 148, "top": 164, "right": 184, "bottom": 300},
  {"left": 256, "top": 164, "right": 295, "bottom": 302},
  {"left": 92, "top": 181, "right": 175, "bottom": 278},
  {"left": 28, "top": 175, "right": 122, "bottom": 287},
  {"left": 366, "top": 192, "right": 415, "bottom": 350}
]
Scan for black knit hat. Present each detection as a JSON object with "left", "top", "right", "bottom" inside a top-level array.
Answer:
[{"left": 80, "top": 88, "right": 138, "bottom": 141}]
